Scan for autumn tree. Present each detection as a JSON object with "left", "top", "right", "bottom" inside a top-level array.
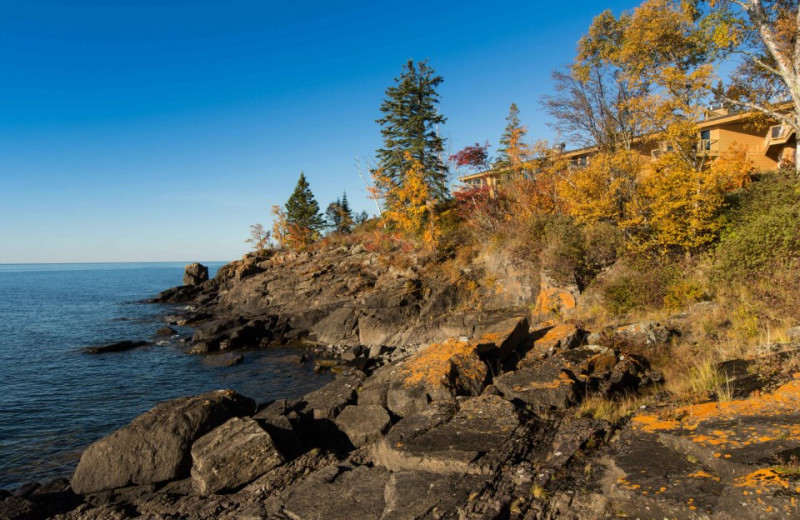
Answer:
[
  {"left": 543, "top": 10, "right": 647, "bottom": 153},
  {"left": 325, "top": 192, "right": 355, "bottom": 233},
  {"left": 245, "top": 223, "right": 270, "bottom": 252},
  {"left": 271, "top": 205, "right": 289, "bottom": 249},
  {"left": 378, "top": 152, "right": 440, "bottom": 248},
  {"left": 284, "top": 172, "right": 324, "bottom": 247},
  {"left": 495, "top": 103, "right": 531, "bottom": 169},
  {"left": 450, "top": 142, "right": 491, "bottom": 173},
  {"left": 375, "top": 60, "right": 449, "bottom": 201},
  {"left": 705, "top": 0, "right": 800, "bottom": 171}
]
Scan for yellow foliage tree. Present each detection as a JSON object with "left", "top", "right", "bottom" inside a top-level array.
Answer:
[
  {"left": 379, "top": 152, "right": 440, "bottom": 248},
  {"left": 270, "top": 205, "right": 290, "bottom": 249},
  {"left": 635, "top": 154, "right": 728, "bottom": 253},
  {"left": 559, "top": 149, "right": 643, "bottom": 225}
]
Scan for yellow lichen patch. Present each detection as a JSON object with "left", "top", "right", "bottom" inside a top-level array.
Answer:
[
  {"left": 688, "top": 470, "right": 721, "bottom": 481},
  {"left": 733, "top": 469, "right": 790, "bottom": 490},
  {"left": 631, "top": 413, "right": 681, "bottom": 433},
  {"left": 633, "top": 380, "right": 800, "bottom": 441},
  {"left": 400, "top": 338, "right": 484, "bottom": 388}
]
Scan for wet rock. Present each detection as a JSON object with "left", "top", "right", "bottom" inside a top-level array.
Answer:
[
  {"left": 83, "top": 340, "right": 149, "bottom": 354},
  {"left": 183, "top": 263, "right": 209, "bottom": 286},
  {"left": 372, "top": 395, "right": 519, "bottom": 475},
  {"left": 71, "top": 390, "right": 256, "bottom": 494},
  {"left": 202, "top": 354, "right": 244, "bottom": 367},
  {"left": 334, "top": 405, "right": 391, "bottom": 447},
  {"left": 155, "top": 326, "right": 177, "bottom": 337},
  {"left": 191, "top": 417, "right": 285, "bottom": 495}
]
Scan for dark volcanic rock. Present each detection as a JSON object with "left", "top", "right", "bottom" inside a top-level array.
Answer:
[
  {"left": 372, "top": 395, "right": 520, "bottom": 475},
  {"left": 334, "top": 405, "right": 391, "bottom": 447},
  {"left": 71, "top": 390, "right": 256, "bottom": 494},
  {"left": 494, "top": 355, "right": 580, "bottom": 411},
  {"left": 155, "top": 326, "right": 177, "bottom": 337},
  {"left": 183, "top": 263, "right": 209, "bottom": 286},
  {"left": 300, "top": 373, "right": 363, "bottom": 420},
  {"left": 190, "top": 417, "right": 285, "bottom": 495},
  {"left": 281, "top": 465, "right": 390, "bottom": 520},
  {"left": 83, "top": 340, "right": 149, "bottom": 354}
]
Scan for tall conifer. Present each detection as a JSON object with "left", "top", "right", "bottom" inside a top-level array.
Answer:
[
  {"left": 495, "top": 103, "right": 525, "bottom": 167},
  {"left": 375, "top": 60, "right": 449, "bottom": 201},
  {"left": 285, "top": 172, "right": 324, "bottom": 239}
]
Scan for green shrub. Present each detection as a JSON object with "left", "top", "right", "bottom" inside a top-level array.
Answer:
[{"left": 714, "top": 171, "right": 800, "bottom": 282}]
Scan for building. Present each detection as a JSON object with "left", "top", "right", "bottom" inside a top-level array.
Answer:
[{"left": 459, "top": 106, "right": 797, "bottom": 189}]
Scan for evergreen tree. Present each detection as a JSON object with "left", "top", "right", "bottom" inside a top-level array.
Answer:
[
  {"left": 285, "top": 172, "right": 324, "bottom": 244},
  {"left": 375, "top": 59, "right": 449, "bottom": 201},
  {"left": 325, "top": 191, "right": 354, "bottom": 233},
  {"left": 495, "top": 103, "right": 526, "bottom": 167}
]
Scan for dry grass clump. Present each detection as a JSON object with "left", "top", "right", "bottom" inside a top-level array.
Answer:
[{"left": 577, "top": 393, "right": 652, "bottom": 423}]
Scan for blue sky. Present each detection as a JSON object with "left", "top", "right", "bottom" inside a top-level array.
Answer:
[{"left": 1, "top": 0, "right": 638, "bottom": 263}]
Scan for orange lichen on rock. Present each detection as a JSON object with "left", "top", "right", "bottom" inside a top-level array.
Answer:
[
  {"left": 689, "top": 470, "right": 721, "bottom": 481},
  {"left": 630, "top": 414, "right": 682, "bottom": 433},
  {"left": 400, "top": 338, "right": 485, "bottom": 388},
  {"left": 633, "top": 380, "right": 800, "bottom": 438},
  {"left": 733, "top": 469, "right": 790, "bottom": 490}
]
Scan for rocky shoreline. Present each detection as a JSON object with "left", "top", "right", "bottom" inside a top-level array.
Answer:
[{"left": 3, "top": 251, "right": 800, "bottom": 519}]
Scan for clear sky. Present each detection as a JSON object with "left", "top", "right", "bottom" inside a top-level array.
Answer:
[{"left": 1, "top": 0, "right": 638, "bottom": 263}]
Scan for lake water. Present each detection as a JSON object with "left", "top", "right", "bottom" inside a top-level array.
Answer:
[{"left": 0, "top": 262, "right": 330, "bottom": 490}]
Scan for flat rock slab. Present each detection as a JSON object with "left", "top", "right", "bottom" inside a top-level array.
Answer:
[
  {"left": 280, "top": 464, "right": 487, "bottom": 520},
  {"left": 335, "top": 405, "right": 391, "bottom": 447},
  {"left": 191, "top": 417, "right": 285, "bottom": 495},
  {"left": 372, "top": 395, "right": 519, "bottom": 475},
  {"left": 494, "top": 355, "right": 579, "bottom": 411},
  {"left": 601, "top": 379, "right": 800, "bottom": 519},
  {"left": 281, "top": 465, "right": 390, "bottom": 520},
  {"left": 71, "top": 390, "right": 256, "bottom": 494},
  {"left": 301, "top": 373, "right": 364, "bottom": 420}
]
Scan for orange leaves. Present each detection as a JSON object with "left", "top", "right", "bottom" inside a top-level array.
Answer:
[{"left": 376, "top": 151, "right": 441, "bottom": 250}]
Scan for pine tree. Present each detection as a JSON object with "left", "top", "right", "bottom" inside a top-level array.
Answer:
[
  {"left": 285, "top": 172, "right": 324, "bottom": 245},
  {"left": 495, "top": 103, "right": 526, "bottom": 167},
  {"left": 375, "top": 59, "right": 449, "bottom": 201}
]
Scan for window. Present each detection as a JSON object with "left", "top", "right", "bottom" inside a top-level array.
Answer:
[
  {"left": 772, "top": 125, "right": 784, "bottom": 139},
  {"left": 700, "top": 130, "right": 711, "bottom": 151}
]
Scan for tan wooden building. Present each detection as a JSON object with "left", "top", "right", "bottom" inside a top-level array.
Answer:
[{"left": 460, "top": 106, "right": 797, "bottom": 190}]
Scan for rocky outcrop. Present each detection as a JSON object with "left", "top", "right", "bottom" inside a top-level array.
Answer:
[
  {"left": 183, "top": 263, "right": 209, "bottom": 286},
  {"left": 70, "top": 390, "right": 255, "bottom": 494}
]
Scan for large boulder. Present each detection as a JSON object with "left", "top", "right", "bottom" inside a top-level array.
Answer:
[
  {"left": 190, "top": 417, "right": 285, "bottom": 495},
  {"left": 71, "top": 390, "right": 255, "bottom": 494},
  {"left": 183, "top": 263, "right": 209, "bottom": 286},
  {"left": 384, "top": 338, "right": 488, "bottom": 418}
]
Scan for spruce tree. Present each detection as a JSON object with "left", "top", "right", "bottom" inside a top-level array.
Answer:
[
  {"left": 495, "top": 103, "right": 524, "bottom": 167},
  {"left": 325, "top": 192, "right": 354, "bottom": 233},
  {"left": 375, "top": 59, "right": 449, "bottom": 201},
  {"left": 285, "top": 172, "right": 324, "bottom": 239},
  {"left": 339, "top": 192, "right": 353, "bottom": 231}
]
